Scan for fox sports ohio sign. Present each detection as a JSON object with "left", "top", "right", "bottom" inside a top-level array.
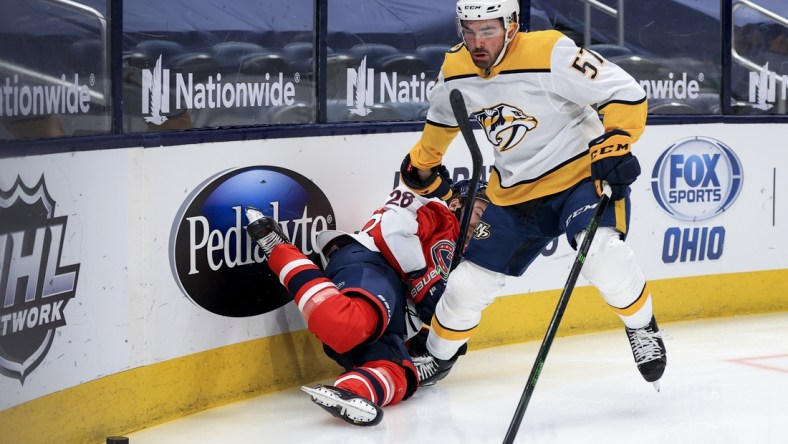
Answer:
[{"left": 651, "top": 136, "right": 743, "bottom": 222}]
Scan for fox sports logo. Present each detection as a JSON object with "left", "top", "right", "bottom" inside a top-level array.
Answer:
[{"left": 651, "top": 136, "right": 743, "bottom": 222}]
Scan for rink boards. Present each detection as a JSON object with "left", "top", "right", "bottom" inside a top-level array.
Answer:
[{"left": 1, "top": 123, "right": 786, "bottom": 443}]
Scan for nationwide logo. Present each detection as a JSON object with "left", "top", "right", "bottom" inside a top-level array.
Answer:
[
  {"left": 142, "top": 55, "right": 298, "bottom": 125},
  {"left": 0, "top": 176, "right": 80, "bottom": 384},
  {"left": 349, "top": 56, "right": 372, "bottom": 117},
  {"left": 639, "top": 72, "right": 704, "bottom": 101},
  {"left": 651, "top": 136, "right": 743, "bottom": 222},
  {"left": 347, "top": 56, "right": 436, "bottom": 116},
  {"left": 170, "top": 166, "right": 336, "bottom": 317},
  {"left": 0, "top": 73, "right": 93, "bottom": 118},
  {"left": 142, "top": 56, "right": 169, "bottom": 125},
  {"left": 748, "top": 62, "right": 787, "bottom": 111}
]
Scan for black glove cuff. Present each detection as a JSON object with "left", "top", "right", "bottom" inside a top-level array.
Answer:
[
  {"left": 400, "top": 154, "right": 432, "bottom": 189},
  {"left": 588, "top": 128, "right": 631, "bottom": 148},
  {"left": 399, "top": 154, "right": 453, "bottom": 199}
]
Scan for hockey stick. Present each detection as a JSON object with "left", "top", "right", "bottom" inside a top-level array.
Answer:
[
  {"left": 502, "top": 181, "right": 613, "bottom": 444},
  {"left": 447, "top": 89, "right": 484, "bottom": 272}
]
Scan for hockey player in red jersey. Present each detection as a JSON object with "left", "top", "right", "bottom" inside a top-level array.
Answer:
[
  {"left": 245, "top": 180, "right": 488, "bottom": 426},
  {"left": 399, "top": 0, "right": 667, "bottom": 390}
]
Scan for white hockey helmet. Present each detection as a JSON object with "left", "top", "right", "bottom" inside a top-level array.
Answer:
[
  {"left": 456, "top": 0, "right": 520, "bottom": 31},
  {"left": 456, "top": 0, "right": 520, "bottom": 67}
]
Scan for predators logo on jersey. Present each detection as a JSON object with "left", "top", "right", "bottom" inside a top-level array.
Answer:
[{"left": 474, "top": 103, "right": 538, "bottom": 152}]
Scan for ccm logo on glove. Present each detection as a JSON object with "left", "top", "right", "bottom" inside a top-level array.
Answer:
[
  {"left": 589, "top": 129, "right": 631, "bottom": 160},
  {"left": 588, "top": 129, "right": 641, "bottom": 200}
]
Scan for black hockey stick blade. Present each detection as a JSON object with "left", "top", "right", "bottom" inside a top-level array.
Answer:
[
  {"left": 502, "top": 182, "right": 613, "bottom": 444},
  {"left": 448, "top": 89, "right": 484, "bottom": 271}
]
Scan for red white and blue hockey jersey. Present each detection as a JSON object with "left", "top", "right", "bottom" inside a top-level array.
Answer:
[{"left": 316, "top": 184, "right": 459, "bottom": 305}]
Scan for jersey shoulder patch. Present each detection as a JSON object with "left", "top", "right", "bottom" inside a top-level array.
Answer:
[
  {"left": 501, "top": 31, "right": 565, "bottom": 71},
  {"left": 442, "top": 43, "right": 478, "bottom": 79},
  {"left": 441, "top": 31, "right": 567, "bottom": 78}
]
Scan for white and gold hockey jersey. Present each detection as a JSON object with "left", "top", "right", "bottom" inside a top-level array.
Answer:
[{"left": 409, "top": 30, "right": 648, "bottom": 206}]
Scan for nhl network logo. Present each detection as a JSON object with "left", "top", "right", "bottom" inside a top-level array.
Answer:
[
  {"left": 346, "top": 55, "right": 436, "bottom": 117},
  {"left": 0, "top": 176, "right": 79, "bottom": 384},
  {"left": 749, "top": 62, "right": 787, "bottom": 111}
]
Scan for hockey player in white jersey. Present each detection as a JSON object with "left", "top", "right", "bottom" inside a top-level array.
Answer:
[{"left": 399, "top": 0, "right": 667, "bottom": 389}]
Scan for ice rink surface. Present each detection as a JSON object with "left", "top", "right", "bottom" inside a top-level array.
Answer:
[{"left": 127, "top": 312, "right": 788, "bottom": 444}]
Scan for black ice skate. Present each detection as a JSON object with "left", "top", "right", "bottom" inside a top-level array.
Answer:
[
  {"left": 300, "top": 384, "right": 383, "bottom": 426},
  {"left": 245, "top": 206, "right": 289, "bottom": 258},
  {"left": 412, "top": 343, "right": 468, "bottom": 386},
  {"left": 626, "top": 315, "right": 667, "bottom": 391}
]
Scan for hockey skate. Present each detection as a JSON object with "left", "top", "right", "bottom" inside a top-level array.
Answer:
[
  {"left": 626, "top": 315, "right": 667, "bottom": 391},
  {"left": 245, "top": 206, "right": 289, "bottom": 258},
  {"left": 300, "top": 384, "right": 383, "bottom": 426},
  {"left": 412, "top": 343, "right": 467, "bottom": 386}
]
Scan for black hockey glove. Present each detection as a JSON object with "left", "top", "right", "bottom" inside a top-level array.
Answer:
[
  {"left": 406, "top": 267, "right": 446, "bottom": 323},
  {"left": 589, "top": 129, "right": 641, "bottom": 200},
  {"left": 414, "top": 278, "right": 445, "bottom": 324},
  {"left": 400, "top": 153, "right": 453, "bottom": 200}
]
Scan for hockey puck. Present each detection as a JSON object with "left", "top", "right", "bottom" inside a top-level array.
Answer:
[{"left": 106, "top": 437, "right": 129, "bottom": 444}]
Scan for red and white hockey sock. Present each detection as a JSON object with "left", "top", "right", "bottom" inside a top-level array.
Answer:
[
  {"left": 335, "top": 359, "right": 408, "bottom": 407},
  {"left": 267, "top": 244, "right": 380, "bottom": 354}
]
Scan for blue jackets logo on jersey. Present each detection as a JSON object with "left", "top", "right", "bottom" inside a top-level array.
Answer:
[
  {"left": 474, "top": 104, "right": 537, "bottom": 152},
  {"left": 431, "top": 239, "right": 455, "bottom": 279},
  {"left": 651, "top": 136, "right": 743, "bottom": 222}
]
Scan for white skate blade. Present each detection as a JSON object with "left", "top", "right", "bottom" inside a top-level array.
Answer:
[
  {"left": 300, "top": 386, "right": 379, "bottom": 424},
  {"left": 652, "top": 381, "right": 661, "bottom": 392},
  {"left": 245, "top": 206, "right": 265, "bottom": 224}
]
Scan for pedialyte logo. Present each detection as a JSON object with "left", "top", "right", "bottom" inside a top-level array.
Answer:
[
  {"left": 0, "top": 176, "right": 79, "bottom": 384},
  {"left": 473, "top": 103, "right": 538, "bottom": 152},
  {"left": 651, "top": 136, "right": 743, "bottom": 222},
  {"left": 171, "top": 166, "right": 336, "bottom": 317}
]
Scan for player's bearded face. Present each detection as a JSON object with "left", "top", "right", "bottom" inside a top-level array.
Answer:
[{"left": 461, "top": 19, "right": 507, "bottom": 69}]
